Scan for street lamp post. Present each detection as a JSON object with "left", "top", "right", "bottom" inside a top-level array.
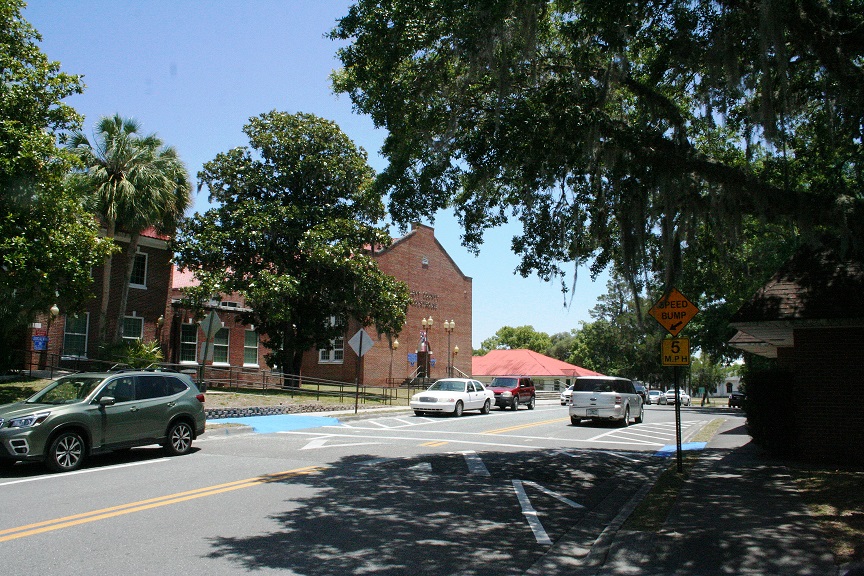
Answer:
[
  {"left": 388, "top": 337, "right": 399, "bottom": 388},
  {"left": 452, "top": 345, "right": 459, "bottom": 376},
  {"left": 443, "top": 320, "right": 455, "bottom": 377},
  {"left": 420, "top": 316, "right": 433, "bottom": 378}
]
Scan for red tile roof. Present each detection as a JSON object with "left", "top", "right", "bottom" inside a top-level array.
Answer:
[{"left": 472, "top": 349, "right": 602, "bottom": 378}]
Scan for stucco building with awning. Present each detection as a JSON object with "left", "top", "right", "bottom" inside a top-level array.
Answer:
[
  {"left": 729, "top": 243, "right": 864, "bottom": 464},
  {"left": 472, "top": 349, "right": 602, "bottom": 391}
]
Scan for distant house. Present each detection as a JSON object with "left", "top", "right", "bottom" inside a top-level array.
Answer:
[
  {"left": 472, "top": 349, "right": 602, "bottom": 390},
  {"left": 729, "top": 243, "right": 864, "bottom": 464}
]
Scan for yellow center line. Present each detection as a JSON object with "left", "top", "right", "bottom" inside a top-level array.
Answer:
[
  {"left": 484, "top": 417, "right": 571, "bottom": 435},
  {"left": 422, "top": 441, "right": 449, "bottom": 447},
  {"left": 0, "top": 465, "right": 326, "bottom": 543}
]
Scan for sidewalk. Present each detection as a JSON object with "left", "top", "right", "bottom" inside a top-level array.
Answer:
[{"left": 534, "top": 418, "right": 852, "bottom": 576}]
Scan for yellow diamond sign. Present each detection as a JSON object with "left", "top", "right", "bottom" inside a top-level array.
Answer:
[{"left": 649, "top": 288, "right": 698, "bottom": 337}]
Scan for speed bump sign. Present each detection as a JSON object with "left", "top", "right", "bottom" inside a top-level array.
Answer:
[{"left": 649, "top": 288, "right": 698, "bottom": 337}]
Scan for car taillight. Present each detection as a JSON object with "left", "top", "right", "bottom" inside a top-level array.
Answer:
[
  {"left": 615, "top": 395, "right": 622, "bottom": 404},
  {"left": 196, "top": 393, "right": 205, "bottom": 403}
]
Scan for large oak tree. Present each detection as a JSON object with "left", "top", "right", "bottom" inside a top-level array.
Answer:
[
  {"left": 330, "top": 0, "right": 863, "bottom": 299},
  {"left": 174, "top": 111, "right": 411, "bottom": 376}
]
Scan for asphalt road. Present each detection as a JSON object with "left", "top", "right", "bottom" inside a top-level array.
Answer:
[{"left": 0, "top": 402, "right": 743, "bottom": 576}]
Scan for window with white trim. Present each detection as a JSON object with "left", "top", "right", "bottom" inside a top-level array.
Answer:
[
  {"left": 122, "top": 316, "right": 143, "bottom": 341},
  {"left": 63, "top": 314, "right": 89, "bottom": 357},
  {"left": 180, "top": 324, "right": 198, "bottom": 363},
  {"left": 130, "top": 252, "right": 148, "bottom": 288},
  {"left": 318, "top": 316, "right": 344, "bottom": 364},
  {"left": 244, "top": 329, "right": 258, "bottom": 366},
  {"left": 213, "top": 327, "right": 229, "bottom": 364}
]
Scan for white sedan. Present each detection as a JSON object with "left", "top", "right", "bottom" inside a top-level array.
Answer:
[
  {"left": 410, "top": 378, "right": 494, "bottom": 417},
  {"left": 665, "top": 389, "right": 692, "bottom": 406},
  {"left": 560, "top": 385, "right": 574, "bottom": 405}
]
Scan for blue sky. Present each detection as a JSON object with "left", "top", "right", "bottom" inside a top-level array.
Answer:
[{"left": 24, "top": 0, "right": 609, "bottom": 348}]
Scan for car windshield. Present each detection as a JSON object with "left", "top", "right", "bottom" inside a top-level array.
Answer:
[
  {"left": 27, "top": 376, "right": 104, "bottom": 405},
  {"left": 428, "top": 380, "right": 466, "bottom": 392},
  {"left": 490, "top": 378, "right": 517, "bottom": 388}
]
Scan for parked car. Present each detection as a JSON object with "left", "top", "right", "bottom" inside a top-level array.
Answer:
[
  {"left": 647, "top": 390, "right": 667, "bottom": 405},
  {"left": 560, "top": 384, "right": 574, "bottom": 405},
  {"left": 487, "top": 376, "right": 536, "bottom": 410},
  {"left": 633, "top": 382, "right": 648, "bottom": 404},
  {"left": 0, "top": 370, "right": 206, "bottom": 473},
  {"left": 665, "top": 389, "right": 692, "bottom": 406},
  {"left": 728, "top": 391, "right": 746, "bottom": 408},
  {"left": 568, "top": 376, "right": 644, "bottom": 427},
  {"left": 410, "top": 378, "right": 493, "bottom": 417}
]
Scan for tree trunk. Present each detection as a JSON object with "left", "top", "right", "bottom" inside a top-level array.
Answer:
[
  {"left": 96, "top": 220, "right": 116, "bottom": 346},
  {"left": 113, "top": 231, "right": 142, "bottom": 344}
]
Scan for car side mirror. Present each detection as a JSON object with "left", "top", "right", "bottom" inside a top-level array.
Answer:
[{"left": 99, "top": 396, "right": 116, "bottom": 406}]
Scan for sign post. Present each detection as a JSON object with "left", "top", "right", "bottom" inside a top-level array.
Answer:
[
  {"left": 348, "top": 328, "right": 375, "bottom": 414},
  {"left": 197, "top": 310, "right": 223, "bottom": 391},
  {"left": 650, "top": 289, "right": 698, "bottom": 473}
]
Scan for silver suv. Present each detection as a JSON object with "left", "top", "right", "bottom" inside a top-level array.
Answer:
[
  {"left": 0, "top": 371, "right": 206, "bottom": 473},
  {"left": 568, "top": 376, "right": 644, "bottom": 427}
]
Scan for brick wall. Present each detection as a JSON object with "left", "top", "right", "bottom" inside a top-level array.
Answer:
[
  {"left": 26, "top": 235, "right": 173, "bottom": 366},
  {"left": 297, "top": 223, "right": 473, "bottom": 386},
  {"left": 791, "top": 327, "right": 864, "bottom": 465},
  {"left": 165, "top": 224, "right": 472, "bottom": 387}
]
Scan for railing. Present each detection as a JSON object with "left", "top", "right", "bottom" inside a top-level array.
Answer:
[{"left": 5, "top": 350, "right": 421, "bottom": 406}]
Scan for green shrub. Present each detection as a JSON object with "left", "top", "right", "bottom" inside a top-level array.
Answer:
[{"left": 102, "top": 339, "right": 164, "bottom": 369}]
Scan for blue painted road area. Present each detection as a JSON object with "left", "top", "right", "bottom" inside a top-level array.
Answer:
[
  {"left": 207, "top": 414, "right": 340, "bottom": 433},
  {"left": 655, "top": 442, "right": 707, "bottom": 457}
]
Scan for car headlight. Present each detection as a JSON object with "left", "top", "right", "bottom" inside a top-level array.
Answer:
[
  {"left": 8, "top": 412, "right": 50, "bottom": 428},
  {"left": 500, "top": 391, "right": 512, "bottom": 397}
]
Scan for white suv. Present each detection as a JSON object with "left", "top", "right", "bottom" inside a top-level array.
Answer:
[{"left": 569, "top": 376, "right": 644, "bottom": 427}]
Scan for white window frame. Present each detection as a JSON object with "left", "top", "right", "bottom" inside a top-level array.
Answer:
[
  {"left": 318, "top": 316, "right": 344, "bottom": 364},
  {"left": 129, "top": 252, "right": 148, "bottom": 289},
  {"left": 213, "top": 327, "right": 230, "bottom": 366},
  {"left": 180, "top": 323, "right": 198, "bottom": 364},
  {"left": 122, "top": 315, "right": 143, "bottom": 341},
  {"left": 62, "top": 313, "right": 89, "bottom": 358},
  {"left": 243, "top": 329, "right": 259, "bottom": 367}
]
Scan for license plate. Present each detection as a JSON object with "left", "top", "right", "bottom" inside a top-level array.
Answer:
[{"left": 587, "top": 408, "right": 598, "bottom": 416}]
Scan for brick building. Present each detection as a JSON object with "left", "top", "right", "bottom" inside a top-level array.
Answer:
[
  {"left": 24, "top": 223, "right": 472, "bottom": 388},
  {"left": 25, "top": 229, "right": 174, "bottom": 370},
  {"left": 289, "top": 223, "right": 472, "bottom": 385},
  {"left": 729, "top": 244, "right": 864, "bottom": 465}
]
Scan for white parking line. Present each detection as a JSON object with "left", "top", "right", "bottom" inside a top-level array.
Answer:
[
  {"left": 0, "top": 458, "right": 171, "bottom": 487},
  {"left": 460, "top": 451, "right": 491, "bottom": 476}
]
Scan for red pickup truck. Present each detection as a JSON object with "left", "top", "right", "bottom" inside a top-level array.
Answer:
[{"left": 488, "top": 376, "right": 536, "bottom": 410}]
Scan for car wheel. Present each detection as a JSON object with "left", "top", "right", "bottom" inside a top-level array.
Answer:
[
  {"left": 480, "top": 399, "right": 491, "bottom": 414},
  {"left": 635, "top": 404, "right": 644, "bottom": 424},
  {"left": 453, "top": 401, "right": 464, "bottom": 417},
  {"left": 570, "top": 416, "right": 582, "bottom": 426},
  {"left": 511, "top": 396, "right": 519, "bottom": 410},
  {"left": 164, "top": 421, "right": 194, "bottom": 456},
  {"left": 620, "top": 407, "right": 630, "bottom": 427},
  {"left": 527, "top": 396, "right": 536, "bottom": 410},
  {"left": 46, "top": 430, "right": 85, "bottom": 473}
]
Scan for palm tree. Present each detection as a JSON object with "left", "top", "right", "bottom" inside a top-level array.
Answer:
[{"left": 67, "top": 115, "right": 191, "bottom": 344}]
